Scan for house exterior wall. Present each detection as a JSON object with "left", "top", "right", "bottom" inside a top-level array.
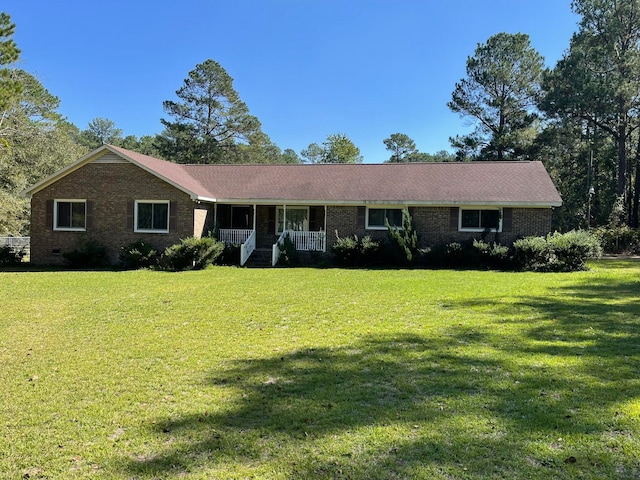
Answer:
[
  {"left": 194, "top": 204, "right": 214, "bottom": 237},
  {"left": 327, "top": 205, "right": 553, "bottom": 249},
  {"left": 30, "top": 163, "right": 197, "bottom": 265}
]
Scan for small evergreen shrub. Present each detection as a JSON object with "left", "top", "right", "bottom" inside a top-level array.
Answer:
[
  {"left": 62, "top": 237, "right": 108, "bottom": 268},
  {"left": 471, "top": 239, "right": 510, "bottom": 269},
  {"left": 163, "top": 236, "right": 224, "bottom": 271},
  {"left": 217, "top": 244, "right": 241, "bottom": 266},
  {"left": 120, "top": 240, "right": 158, "bottom": 269},
  {"left": 386, "top": 208, "right": 418, "bottom": 266},
  {"left": 331, "top": 233, "right": 381, "bottom": 266},
  {"left": 278, "top": 234, "right": 300, "bottom": 266},
  {"left": 0, "top": 244, "right": 25, "bottom": 266}
]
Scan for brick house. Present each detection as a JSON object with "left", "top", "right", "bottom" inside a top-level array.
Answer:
[{"left": 23, "top": 145, "right": 562, "bottom": 266}]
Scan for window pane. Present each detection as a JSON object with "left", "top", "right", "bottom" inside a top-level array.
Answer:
[
  {"left": 71, "top": 202, "right": 86, "bottom": 228},
  {"left": 57, "top": 202, "right": 71, "bottom": 228},
  {"left": 137, "top": 203, "right": 153, "bottom": 229},
  {"left": 461, "top": 210, "right": 480, "bottom": 228},
  {"left": 481, "top": 210, "right": 500, "bottom": 229},
  {"left": 152, "top": 203, "right": 169, "bottom": 230},
  {"left": 387, "top": 209, "right": 403, "bottom": 228},
  {"left": 368, "top": 209, "right": 385, "bottom": 227},
  {"left": 277, "top": 207, "right": 308, "bottom": 233}
]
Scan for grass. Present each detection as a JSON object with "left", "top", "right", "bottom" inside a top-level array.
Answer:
[{"left": 1, "top": 260, "right": 639, "bottom": 479}]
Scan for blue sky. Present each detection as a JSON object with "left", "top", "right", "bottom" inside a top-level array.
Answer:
[{"left": 6, "top": 1, "right": 579, "bottom": 163}]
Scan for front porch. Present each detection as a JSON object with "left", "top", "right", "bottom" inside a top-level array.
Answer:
[{"left": 215, "top": 204, "right": 327, "bottom": 266}]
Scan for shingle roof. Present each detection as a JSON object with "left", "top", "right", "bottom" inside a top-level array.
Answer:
[
  {"left": 24, "top": 145, "right": 563, "bottom": 207},
  {"left": 180, "top": 161, "right": 562, "bottom": 206}
]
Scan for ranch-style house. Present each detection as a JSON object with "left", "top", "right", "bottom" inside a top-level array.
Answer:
[{"left": 23, "top": 145, "right": 562, "bottom": 266}]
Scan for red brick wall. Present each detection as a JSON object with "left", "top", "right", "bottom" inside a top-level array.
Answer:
[
  {"left": 327, "top": 205, "right": 553, "bottom": 249},
  {"left": 30, "top": 163, "right": 200, "bottom": 265}
]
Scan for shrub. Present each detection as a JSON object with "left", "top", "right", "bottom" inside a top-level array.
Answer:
[
  {"left": 512, "top": 236, "right": 553, "bottom": 272},
  {"left": 62, "top": 237, "right": 108, "bottom": 268},
  {"left": 278, "top": 233, "right": 300, "bottom": 266},
  {"left": 471, "top": 239, "right": 510, "bottom": 269},
  {"left": 331, "top": 233, "right": 381, "bottom": 267},
  {"left": 424, "top": 240, "right": 509, "bottom": 269},
  {"left": 593, "top": 226, "right": 640, "bottom": 254},
  {"left": 513, "top": 230, "right": 601, "bottom": 272},
  {"left": 0, "top": 244, "right": 25, "bottom": 266},
  {"left": 548, "top": 230, "right": 602, "bottom": 271},
  {"left": 163, "top": 236, "right": 224, "bottom": 271},
  {"left": 119, "top": 240, "right": 158, "bottom": 269},
  {"left": 217, "top": 243, "right": 241, "bottom": 266},
  {"left": 386, "top": 208, "right": 418, "bottom": 266}
]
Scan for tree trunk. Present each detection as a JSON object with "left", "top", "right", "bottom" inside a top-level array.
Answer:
[
  {"left": 632, "top": 150, "right": 640, "bottom": 228},
  {"left": 617, "top": 117, "right": 627, "bottom": 199}
]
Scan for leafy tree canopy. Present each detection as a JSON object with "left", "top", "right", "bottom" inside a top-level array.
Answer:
[{"left": 302, "top": 133, "right": 362, "bottom": 164}]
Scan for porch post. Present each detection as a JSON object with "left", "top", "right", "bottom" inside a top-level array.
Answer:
[
  {"left": 324, "top": 205, "right": 327, "bottom": 252},
  {"left": 213, "top": 203, "right": 218, "bottom": 231},
  {"left": 253, "top": 204, "right": 256, "bottom": 231}
]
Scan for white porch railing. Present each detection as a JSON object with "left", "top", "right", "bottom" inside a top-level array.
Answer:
[
  {"left": 240, "top": 230, "right": 256, "bottom": 266},
  {"left": 272, "top": 231, "right": 287, "bottom": 267},
  {"left": 285, "top": 230, "right": 326, "bottom": 252},
  {"left": 218, "top": 229, "right": 253, "bottom": 245},
  {"left": 271, "top": 230, "right": 327, "bottom": 266}
]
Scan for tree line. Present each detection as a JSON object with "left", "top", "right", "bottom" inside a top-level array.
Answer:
[{"left": 2, "top": 1, "right": 640, "bottom": 235}]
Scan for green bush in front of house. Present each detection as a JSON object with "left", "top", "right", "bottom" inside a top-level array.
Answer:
[
  {"left": 386, "top": 208, "right": 418, "bottom": 266},
  {"left": 62, "top": 237, "right": 109, "bottom": 268},
  {"left": 0, "top": 244, "right": 25, "bottom": 266},
  {"left": 513, "top": 230, "right": 601, "bottom": 272},
  {"left": 120, "top": 240, "right": 159, "bottom": 270},
  {"left": 331, "top": 233, "right": 382, "bottom": 267},
  {"left": 163, "top": 236, "right": 225, "bottom": 271}
]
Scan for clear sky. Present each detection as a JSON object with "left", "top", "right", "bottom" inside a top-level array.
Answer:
[{"left": 6, "top": 1, "right": 579, "bottom": 163}]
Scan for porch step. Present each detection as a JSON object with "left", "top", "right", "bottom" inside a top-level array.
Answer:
[{"left": 244, "top": 248, "right": 272, "bottom": 268}]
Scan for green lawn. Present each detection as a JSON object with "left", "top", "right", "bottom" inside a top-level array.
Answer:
[{"left": 1, "top": 261, "right": 639, "bottom": 479}]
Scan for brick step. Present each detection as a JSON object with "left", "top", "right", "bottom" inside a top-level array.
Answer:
[{"left": 243, "top": 248, "right": 273, "bottom": 267}]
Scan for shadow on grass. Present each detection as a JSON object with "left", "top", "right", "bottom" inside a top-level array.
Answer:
[{"left": 122, "top": 317, "right": 639, "bottom": 478}]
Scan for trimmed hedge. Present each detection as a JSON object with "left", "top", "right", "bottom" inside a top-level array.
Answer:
[
  {"left": 163, "top": 236, "right": 225, "bottom": 271},
  {"left": 120, "top": 240, "right": 159, "bottom": 269},
  {"left": 513, "top": 230, "right": 602, "bottom": 272}
]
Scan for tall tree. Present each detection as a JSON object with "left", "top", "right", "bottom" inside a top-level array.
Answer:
[
  {"left": 78, "top": 117, "right": 123, "bottom": 149},
  {"left": 0, "top": 70, "right": 87, "bottom": 235},
  {"left": 0, "top": 12, "right": 21, "bottom": 116},
  {"left": 383, "top": 133, "right": 418, "bottom": 162},
  {"left": 448, "top": 32, "right": 544, "bottom": 160},
  {"left": 541, "top": 0, "right": 640, "bottom": 226},
  {"left": 302, "top": 133, "right": 362, "bottom": 164},
  {"left": 157, "top": 59, "right": 263, "bottom": 164}
]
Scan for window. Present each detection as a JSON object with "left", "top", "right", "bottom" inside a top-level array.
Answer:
[
  {"left": 54, "top": 200, "right": 86, "bottom": 231},
  {"left": 135, "top": 200, "right": 169, "bottom": 233},
  {"left": 460, "top": 208, "right": 501, "bottom": 231},
  {"left": 276, "top": 207, "right": 308, "bottom": 233},
  {"left": 366, "top": 208, "right": 403, "bottom": 229}
]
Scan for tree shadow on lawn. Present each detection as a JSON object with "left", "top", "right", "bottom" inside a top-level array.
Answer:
[{"left": 122, "top": 323, "right": 637, "bottom": 478}]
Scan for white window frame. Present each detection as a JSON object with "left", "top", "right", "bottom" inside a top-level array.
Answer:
[
  {"left": 459, "top": 207, "right": 502, "bottom": 232},
  {"left": 134, "top": 200, "right": 170, "bottom": 233},
  {"left": 366, "top": 207, "right": 404, "bottom": 230},
  {"left": 276, "top": 206, "right": 310, "bottom": 234},
  {"left": 54, "top": 199, "right": 87, "bottom": 232}
]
